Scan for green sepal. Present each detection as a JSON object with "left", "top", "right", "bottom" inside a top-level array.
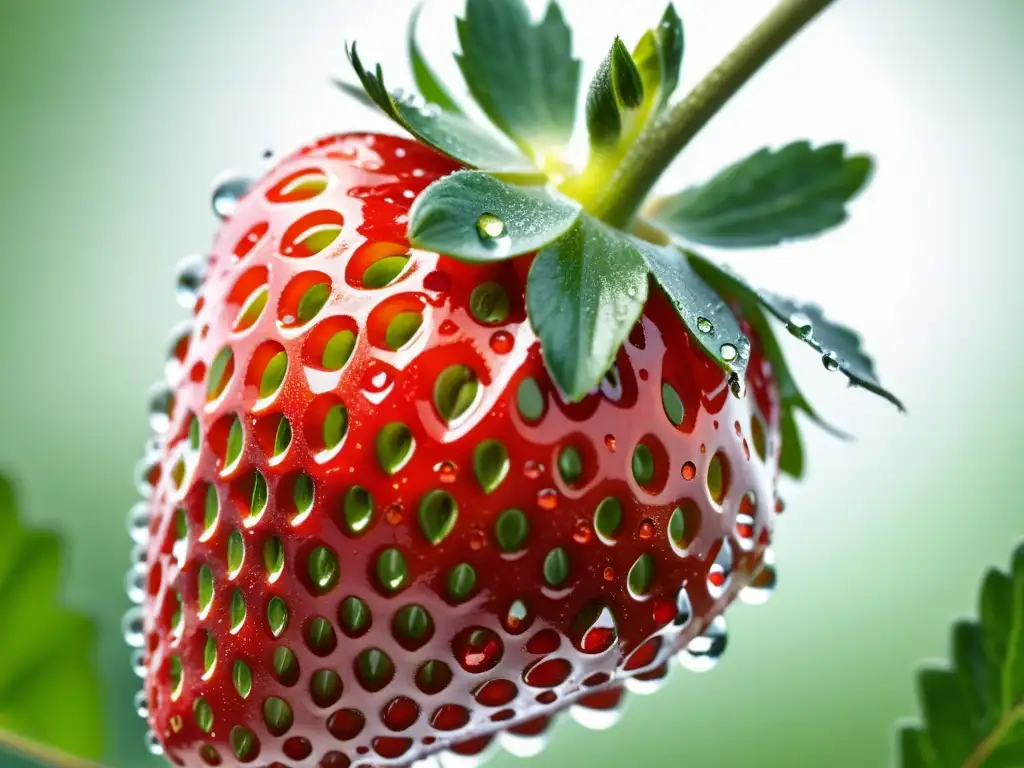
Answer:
[
  {"left": 346, "top": 43, "right": 541, "bottom": 179},
  {"left": 408, "top": 3, "right": 463, "bottom": 114},
  {"left": 331, "top": 77, "right": 376, "bottom": 109},
  {"left": 0, "top": 474, "right": 104, "bottom": 760},
  {"left": 455, "top": 0, "right": 580, "bottom": 162},
  {"left": 635, "top": 241, "right": 749, "bottom": 384},
  {"left": 526, "top": 217, "right": 649, "bottom": 402},
  {"left": 650, "top": 141, "right": 873, "bottom": 247},
  {"left": 899, "top": 542, "right": 1024, "bottom": 767},
  {"left": 633, "top": 3, "right": 684, "bottom": 111},
  {"left": 586, "top": 38, "right": 645, "bottom": 147},
  {"left": 408, "top": 170, "right": 581, "bottom": 263},
  {"left": 689, "top": 253, "right": 903, "bottom": 410}
]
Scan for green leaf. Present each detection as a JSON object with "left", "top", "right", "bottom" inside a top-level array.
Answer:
[
  {"left": 527, "top": 217, "right": 649, "bottom": 401},
  {"left": 455, "top": 0, "right": 581, "bottom": 161},
  {"left": 0, "top": 474, "right": 103, "bottom": 761},
  {"left": 635, "top": 241, "right": 749, "bottom": 383},
  {"left": 689, "top": 253, "right": 903, "bottom": 411},
  {"left": 331, "top": 77, "right": 376, "bottom": 110},
  {"left": 408, "top": 171, "right": 581, "bottom": 262},
  {"left": 408, "top": 3, "right": 463, "bottom": 114},
  {"left": 650, "top": 141, "right": 873, "bottom": 247},
  {"left": 586, "top": 37, "right": 645, "bottom": 147},
  {"left": 900, "top": 542, "right": 1024, "bottom": 767},
  {"left": 647, "top": 4, "right": 684, "bottom": 109},
  {"left": 346, "top": 43, "right": 540, "bottom": 179}
]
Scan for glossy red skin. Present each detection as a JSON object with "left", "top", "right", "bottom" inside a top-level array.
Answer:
[{"left": 141, "top": 133, "right": 782, "bottom": 767}]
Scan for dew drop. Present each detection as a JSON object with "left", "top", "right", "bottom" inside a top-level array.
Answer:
[
  {"left": 681, "top": 462, "right": 696, "bottom": 481},
  {"left": 572, "top": 520, "right": 593, "bottom": 545},
  {"left": 822, "top": 351, "right": 840, "bottom": 371},
  {"left": 476, "top": 213, "right": 506, "bottom": 240},
  {"left": 523, "top": 461, "right": 542, "bottom": 480},
  {"left": 435, "top": 461, "right": 458, "bottom": 484},
  {"left": 490, "top": 331, "right": 514, "bottom": 354},
  {"left": 696, "top": 317, "right": 713, "bottom": 334},
  {"left": 788, "top": 312, "right": 813, "bottom": 338},
  {"left": 536, "top": 489, "right": 558, "bottom": 511},
  {"left": 720, "top": 343, "right": 738, "bottom": 362},
  {"left": 211, "top": 174, "right": 252, "bottom": 219},
  {"left": 604, "top": 434, "right": 616, "bottom": 452}
]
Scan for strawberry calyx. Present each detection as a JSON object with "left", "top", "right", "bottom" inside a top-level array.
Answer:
[{"left": 341, "top": 0, "right": 902, "bottom": 474}]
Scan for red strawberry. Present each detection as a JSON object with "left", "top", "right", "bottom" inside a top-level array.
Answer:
[{"left": 131, "top": 133, "right": 782, "bottom": 768}]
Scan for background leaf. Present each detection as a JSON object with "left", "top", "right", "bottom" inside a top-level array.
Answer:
[
  {"left": 527, "top": 218, "right": 649, "bottom": 401},
  {"left": 408, "top": 170, "right": 581, "bottom": 262},
  {"left": 633, "top": 3, "right": 684, "bottom": 110},
  {"left": 0, "top": 474, "right": 104, "bottom": 762},
  {"left": 899, "top": 542, "right": 1024, "bottom": 767},
  {"left": 455, "top": 0, "right": 581, "bottom": 161},
  {"left": 651, "top": 141, "right": 873, "bottom": 247}
]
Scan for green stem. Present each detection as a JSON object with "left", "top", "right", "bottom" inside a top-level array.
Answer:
[{"left": 593, "top": 0, "right": 840, "bottom": 228}]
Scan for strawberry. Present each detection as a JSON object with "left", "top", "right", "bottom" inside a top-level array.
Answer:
[{"left": 127, "top": 1, "right": 901, "bottom": 766}]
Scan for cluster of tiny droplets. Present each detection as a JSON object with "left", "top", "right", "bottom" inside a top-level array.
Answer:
[{"left": 123, "top": 170, "right": 253, "bottom": 757}]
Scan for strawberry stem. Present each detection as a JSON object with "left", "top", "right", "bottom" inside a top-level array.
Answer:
[{"left": 592, "top": 0, "right": 840, "bottom": 228}]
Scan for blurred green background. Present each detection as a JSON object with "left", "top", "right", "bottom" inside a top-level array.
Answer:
[{"left": 1, "top": 0, "right": 1021, "bottom": 766}]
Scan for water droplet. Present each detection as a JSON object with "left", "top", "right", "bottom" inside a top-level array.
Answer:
[
  {"left": 144, "top": 730, "right": 164, "bottom": 756},
  {"left": 505, "top": 600, "right": 529, "bottom": 632},
  {"left": 134, "top": 689, "right": 150, "bottom": 719},
  {"left": 490, "top": 331, "right": 514, "bottom": 354},
  {"left": 131, "top": 648, "right": 148, "bottom": 678},
  {"left": 604, "top": 434, "right": 616, "bottom": 452},
  {"left": 469, "top": 529, "right": 486, "bottom": 551},
  {"left": 536, "top": 488, "right": 558, "bottom": 511},
  {"left": 696, "top": 317, "right": 713, "bottom": 334},
  {"left": 421, "top": 104, "right": 441, "bottom": 119},
  {"left": 385, "top": 503, "right": 404, "bottom": 526},
  {"left": 638, "top": 519, "right": 654, "bottom": 540},
  {"left": 740, "top": 549, "right": 777, "bottom": 606},
  {"left": 122, "top": 607, "right": 144, "bottom": 647},
  {"left": 822, "top": 351, "right": 840, "bottom": 371},
  {"left": 602, "top": 567, "right": 616, "bottom": 582},
  {"left": 775, "top": 497, "right": 786, "bottom": 514},
  {"left": 572, "top": 520, "right": 593, "bottom": 545},
  {"left": 147, "top": 382, "right": 174, "bottom": 434},
  {"left": 126, "top": 502, "right": 150, "bottom": 544},
  {"left": 174, "top": 254, "right": 207, "bottom": 309},
  {"left": 720, "top": 343, "right": 738, "bottom": 362},
  {"left": 125, "top": 569, "right": 146, "bottom": 604},
  {"left": 211, "top": 174, "right": 252, "bottom": 219},
  {"left": 788, "top": 312, "right": 813, "bottom": 338},
  {"left": 439, "top": 319, "right": 458, "bottom": 336},
  {"left": 435, "top": 461, "right": 458, "bottom": 484},
  {"left": 678, "top": 615, "right": 727, "bottom": 672},
  {"left": 681, "top": 462, "right": 696, "bottom": 481},
  {"left": 728, "top": 373, "right": 745, "bottom": 398},
  {"left": 523, "top": 461, "right": 543, "bottom": 480}
]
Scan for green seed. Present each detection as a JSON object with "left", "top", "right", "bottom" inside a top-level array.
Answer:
[
  {"left": 250, "top": 472, "right": 268, "bottom": 519},
  {"left": 310, "top": 669, "right": 343, "bottom": 708},
  {"left": 206, "top": 347, "right": 234, "bottom": 401},
  {"left": 668, "top": 500, "right": 700, "bottom": 551},
  {"left": 628, "top": 553, "right": 655, "bottom": 597},
  {"left": 662, "top": 382, "right": 684, "bottom": 426},
  {"left": 197, "top": 565, "right": 214, "bottom": 615},
  {"left": 273, "top": 646, "right": 299, "bottom": 683},
  {"left": 188, "top": 415, "right": 201, "bottom": 450},
  {"left": 356, "top": 648, "right": 394, "bottom": 690},
  {"left": 305, "top": 617, "right": 336, "bottom": 655},
  {"left": 259, "top": 351, "right": 288, "bottom": 399},
  {"left": 322, "top": 405, "right": 347, "bottom": 452},
  {"left": 267, "top": 596, "right": 289, "bottom": 637},
  {"left": 225, "top": 417, "right": 244, "bottom": 468},
  {"left": 558, "top": 446, "right": 584, "bottom": 485},
  {"left": 230, "top": 726, "right": 256, "bottom": 760},
  {"left": 707, "top": 453, "right": 727, "bottom": 504},
  {"left": 416, "top": 660, "right": 452, "bottom": 694},
  {"left": 751, "top": 417, "right": 767, "bottom": 462},
  {"left": 193, "top": 697, "right": 214, "bottom": 733},
  {"left": 263, "top": 696, "right": 294, "bottom": 735},
  {"left": 273, "top": 416, "right": 292, "bottom": 458},
  {"left": 293, "top": 474, "right": 315, "bottom": 519},
  {"left": 376, "top": 548, "right": 408, "bottom": 593},
  {"left": 433, "top": 365, "right": 479, "bottom": 423},
  {"left": 494, "top": 509, "right": 529, "bottom": 552},
  {"left": 203, "top": 632, "right": 217, "bottom": 675},
  {"left": 203, "top": 485, "right": 219, "bottom": 535},
  {"left": 235, "top": 285, "right": 269, "bottom": 331},
  {"left": 296, "top": 282, "right": 331, "bottom": 324},
  {"left": 230, "top": 589, "right": 246, "bottom": 632},
  {"left": 385, "top": 311, "right": 423, "bottom": 350},
  {"left": 447, "top": 563, "right": 476, "bottom": 602},
  {"left": 469, "top": 282, "right": 510, "bottom": 324},
  {"left": 362, "top": 255, "right": 410, "bottom": 288},
  {"left": 473, "top": 439, "right": 509, "bottom": 494},
  {"left": 516, "top": 378, "right": 545, "bottom": 422},
  {"left": 308, "top": 545, "right": 339, "bottom": 593},
  {"left": 227, "top": 530, "right": 245, "bottom": 576},
  {"left": 170, "top": 591, "right": 183, "bottom": 635},
  {"left": 173, "top": 508, "right": 188, "bottom": 541},
  {"left": 322, "top": 330, "right": 357, "bottom": 371},
  {"left": 339, "top": 596, "right": 371, "bottom": 637},
  {"left": 343, "top": 486, "right": 374, "bottom": 535},
  {"left": 376, "top": 423, "right": 414, "bottom": 475},
  {"left": 418, "top": 490, "right": 458, "bottom": 546},
  {"left": 263, "top": 537, "right": 284, "bottom": 580},
  {"left": 543, "top": 548, "right": 570, "bottom": 587},
  {"left": 168, "top": 655, "right": 183, "bottom": 698},
  {"left": 393, "top": 604, "right": 433, "bottom": 642},
  {"left": 594, "top": 497, "right": 623, "bottom": 542},
  {"left": 232, "top": 660, "right": 252, "bottom": 698},
  {"left": 632, "top": 443, "right": 655, "bottom": 485}
]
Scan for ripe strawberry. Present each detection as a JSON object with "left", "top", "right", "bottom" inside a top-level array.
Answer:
[
  {"left": 127, "top": 1, "right": 901, "bottom": 765},
  {"left": 130, "top": 133, "right": 780, "bottom": 767}
]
